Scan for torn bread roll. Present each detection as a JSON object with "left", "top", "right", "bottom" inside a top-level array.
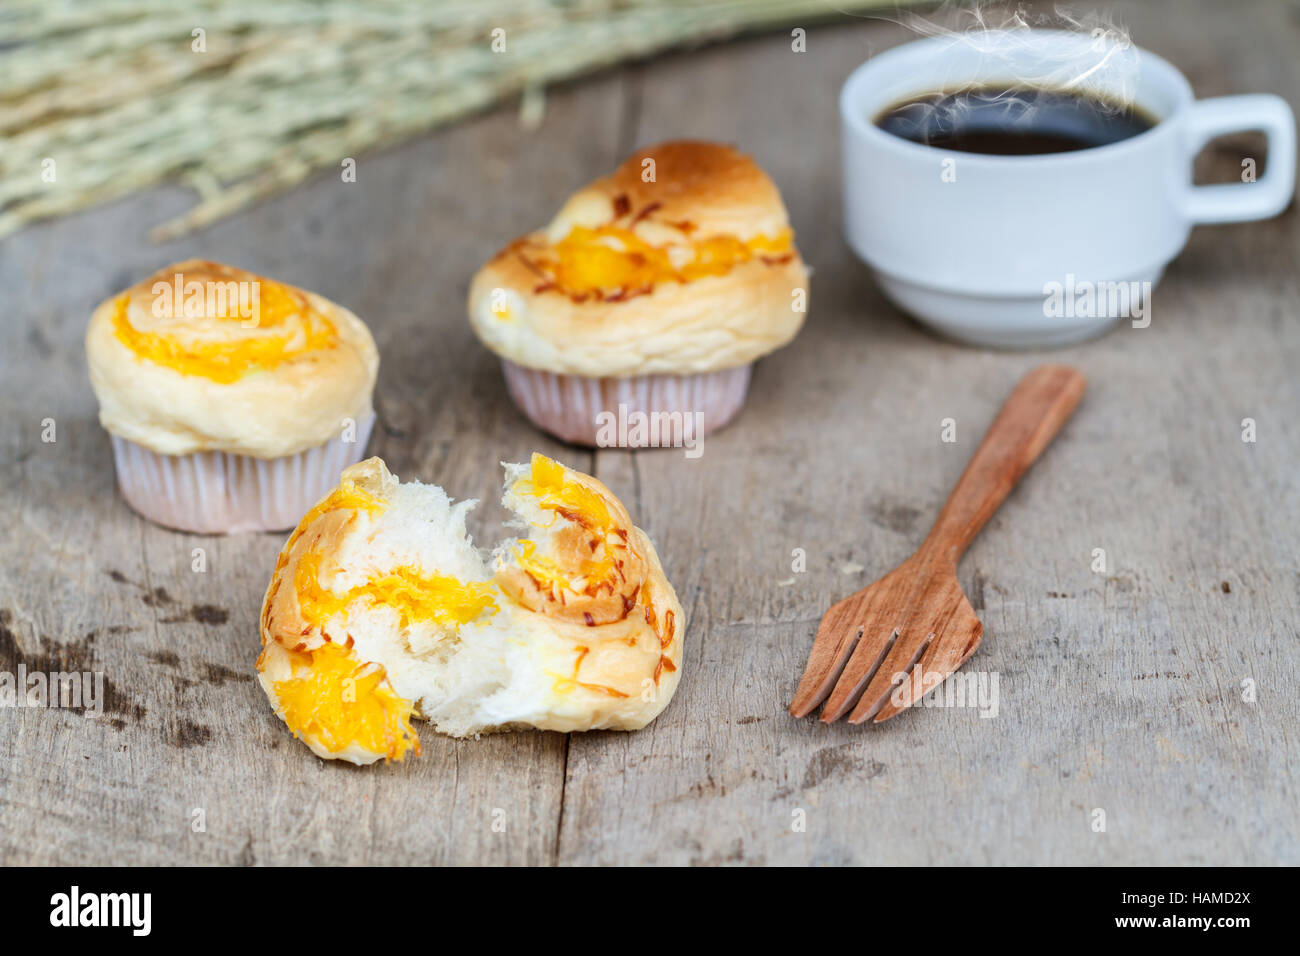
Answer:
[
  {"left": 468, "top": 140, "right": 809, "bottom": 446},
  {"left": 257, "top": 454, "right": 684, "bottom": 764}
]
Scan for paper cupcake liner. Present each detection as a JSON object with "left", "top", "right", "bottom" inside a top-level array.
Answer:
[
  {"left": 110, "top": 413, "right": 375, "bottom": 534},
  {"left": 501, "top": 360, "right": 751, "bottom": 447}
]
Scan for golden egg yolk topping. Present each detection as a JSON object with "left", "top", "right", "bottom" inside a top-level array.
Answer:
[
  {"left": 512, "top": 538, "right": 599, "bottom": 593},
  {"left": 297, "top": 559, "right": 497, "bottom": 632},
  {"left": 111, "top": 278, "right": 338, "bottom": 383},
  {"left": 304, "top": 479, "right": 386, "bottom": 527},
  {"left": 510, "top": 453, "right": 622, "bottom": 595},
  {"left": 272, "top": 641, "right": 419, "bottom": 761},
  {"left": 528, "top": 226, "right": 793, "bottom": 300},
  {"left": 520, "top": 452, "right": 614, "bottom": 531},
  {"left": 289, "top": 480, "right": 496, "bottom": 634}
]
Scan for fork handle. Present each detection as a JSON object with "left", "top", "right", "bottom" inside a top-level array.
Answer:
[{"left": 922, "top": 365, "right": 1087, "bottom": 564}]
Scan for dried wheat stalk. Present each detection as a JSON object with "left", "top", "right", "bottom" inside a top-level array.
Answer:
[{"left": 0, "top": 0, "right": 909, "bottom": 239}]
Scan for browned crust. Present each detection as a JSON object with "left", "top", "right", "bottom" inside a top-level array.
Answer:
[{"left": 579, "top": 140, "right": 788, "bottom": 235}]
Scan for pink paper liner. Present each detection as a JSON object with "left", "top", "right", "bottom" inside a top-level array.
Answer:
[
  {"left": 109, "top": 412, "right": 375, "bottom": 534},
  {"left": 501, "top": 360, "right": 751, "bottom": 447}
]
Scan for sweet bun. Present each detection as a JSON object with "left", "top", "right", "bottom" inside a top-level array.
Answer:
[
  {"left": 86, "top": 259, "right": 377, "bottom": 459},
  {"left": 257, "top": 454, "right": 685, "bottom": 763},
  {"left": 467, "top": 140, "right": 810, "bottom": 377}
]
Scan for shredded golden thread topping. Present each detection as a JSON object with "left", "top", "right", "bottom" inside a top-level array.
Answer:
[
  {"left": 517, "top": 223, "right": 793, "bottom": 302},
  {"left": 272, "top": 641, "right": 419, "bottom": 760},
  {"left": 112, "top": 278, "right": 338, "bottom": 382},
  {"left": 290, "top": 481, "right": 495, "bottom": 634},
  {"left": 511, "top": 453, "right": 621, "bottom": 594}
]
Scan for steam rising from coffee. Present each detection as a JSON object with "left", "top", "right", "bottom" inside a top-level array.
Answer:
[{"left": 872, "top": 4, "right": 1147, "bottom": 153}]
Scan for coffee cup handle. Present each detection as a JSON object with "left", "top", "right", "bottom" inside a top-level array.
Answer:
[{"left": 1182, "top": 94, "right": 1296, "bottom": 224}]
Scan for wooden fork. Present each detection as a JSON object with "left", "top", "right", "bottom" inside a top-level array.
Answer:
[{"left": 790, "top": 364, "right": 1087, "bottom": 725}]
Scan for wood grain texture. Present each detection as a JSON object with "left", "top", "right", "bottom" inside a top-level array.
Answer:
[{"left": 1, "top": 0, "right": 1297, "bottom": 865}]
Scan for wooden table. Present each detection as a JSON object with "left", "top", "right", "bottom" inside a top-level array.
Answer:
[{"left": 2, "top": 0, "right": 1297, "bottom": 865}]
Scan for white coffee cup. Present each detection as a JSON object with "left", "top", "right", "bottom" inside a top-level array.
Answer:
[{"left": 840, "top": 29, "right": 1296, "bottom": 347}]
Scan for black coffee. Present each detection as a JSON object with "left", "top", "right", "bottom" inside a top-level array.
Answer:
[{"left": 875, "top": 86, "right": 1156, "bottom": 155}]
